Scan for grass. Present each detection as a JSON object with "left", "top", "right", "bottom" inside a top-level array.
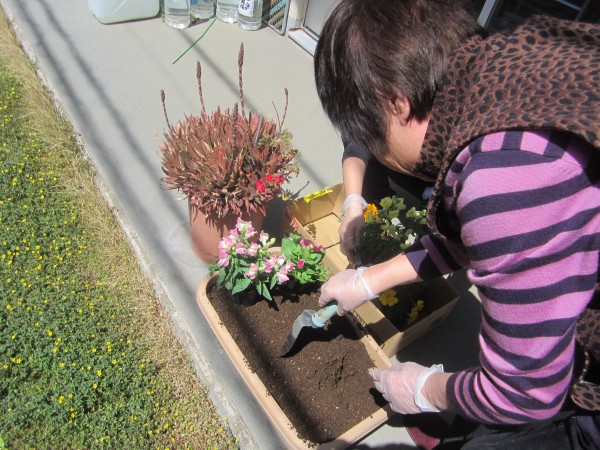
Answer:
[{"left": 0, "top": 6, "right": 238, "bottom": 450}]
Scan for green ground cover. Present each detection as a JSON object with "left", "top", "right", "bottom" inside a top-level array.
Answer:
[{"left": 0, "top": 9, "right": 237, "bottom": 450}]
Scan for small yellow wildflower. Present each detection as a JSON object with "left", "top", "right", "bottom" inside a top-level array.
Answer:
[{"left": 378, "top": 289, "right": 399, "bottom": 307}]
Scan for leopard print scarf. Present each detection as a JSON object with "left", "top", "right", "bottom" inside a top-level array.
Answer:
[
  {"left": 414, "top": 15, "right": 600, "bottom": 240},
  {"left": 413, "top": 15, "right": 600, "bottom": 413}
]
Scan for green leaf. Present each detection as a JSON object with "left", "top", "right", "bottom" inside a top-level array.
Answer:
[
  {"left": 231, "top": 277, "right": 251, "bottom": 294},
  {"left": 380, "top": 197, "right": 392, "bottom": 209},
  {"left": 257, "top": 282, "right": 273, "bottom": 301}
]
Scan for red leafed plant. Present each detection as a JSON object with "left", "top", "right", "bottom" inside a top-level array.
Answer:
[{"left": 159, "top": 43, "right": 299, "bottom": 219}]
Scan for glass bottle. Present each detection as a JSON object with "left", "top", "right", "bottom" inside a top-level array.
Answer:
[
  {"left": 238, "top": 0, "right": 262, "bottom": 30},
  {"left": 165, "top": 0, "right": 191, "bottom": 28},
  {"left": 191, "top": 0, "right": 215, "bottom": 20},
  {"left": 216, "top": 0, "right": 238, "bottom": 23}
]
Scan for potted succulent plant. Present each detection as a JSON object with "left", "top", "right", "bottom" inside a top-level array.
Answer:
[
  {"left": 159, "top": 43, "right": 300, "bottom": 262},
  {"left": 197, "top": 218, "right": 395, "bottom": 448}
]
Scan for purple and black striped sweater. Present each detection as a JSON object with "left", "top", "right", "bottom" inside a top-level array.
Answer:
[{"left": 406, "top": 130, "right": 600, "bottom": 425}]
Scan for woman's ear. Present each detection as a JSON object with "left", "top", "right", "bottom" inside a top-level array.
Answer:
[{"left": 387, "top": 96, "right": 411, "bottom": 126}]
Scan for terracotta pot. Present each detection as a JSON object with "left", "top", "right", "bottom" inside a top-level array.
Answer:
[
  {"left": 188, "top": 200, "right": 266, "bottom": 263},
  {"left": 196, "top": 273, "right": 394, "bottom": 449}
]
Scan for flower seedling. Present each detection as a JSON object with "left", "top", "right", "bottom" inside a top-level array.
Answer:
[
  {"left": 280, "top": 234, "right": 329, "bottom": 286},
  {"left": 210, "top": 219, "right": 330, "bottom": 301},
  {"left": 375, "top": 287, "right": 427, "bottom": 330},
  {"left": 358, "top": 195, "right": 429, "bottom": 329},
  {"left": 358, "top": 195, "right": 426, "bottom": 265}
]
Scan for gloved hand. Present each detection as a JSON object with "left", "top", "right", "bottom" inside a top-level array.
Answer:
[
  {"left": 339, "top": 194, "right": 367, "bottom": 265},
  {"left": 318, "top": 267, "right": 377, "bottom": 314},
  {"left": 369, "top": 362, "right": 444, "bottom": 414}
]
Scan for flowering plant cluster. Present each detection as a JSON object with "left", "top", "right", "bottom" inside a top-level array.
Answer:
[
  {"left": 358, "top": 196, "right": 429, "bottom": 325},
  {"left": 377, "top": 288, "right": 426, "bottom": 328},
  {"left": 209, "top": 219, "right": 330, "bottom": 301},
  {"left": 159, "top": 43, "right": 299, "bottom": 219},
  {"left": 280, "top": 233, "right": 330, "bottom": 286},
  {"left": 357, "top": 195, "right": 426, "bottom": 265}
]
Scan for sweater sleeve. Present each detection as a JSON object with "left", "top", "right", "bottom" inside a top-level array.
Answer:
[
  {"left": 342, "top": 139, "right": 371, "bottom": 166},
  {"left": 404, "top": 233, "right": 470, "bottom": 279},
  {"left": 444, "top": 131, "right": 600, "bottom": 424}
]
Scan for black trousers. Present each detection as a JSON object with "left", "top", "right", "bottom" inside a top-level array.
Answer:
[{"left": 437, "top": 413, "right": 600, "bottom": 449}]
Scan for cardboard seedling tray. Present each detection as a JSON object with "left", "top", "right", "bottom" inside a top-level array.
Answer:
[{"left": 284, "top": 184, "right": 459, "bottom": 357}]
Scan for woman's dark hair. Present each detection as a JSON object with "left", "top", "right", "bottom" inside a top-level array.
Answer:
[{"left": 314, "top": 0, "right": 479, "bottom": 157}]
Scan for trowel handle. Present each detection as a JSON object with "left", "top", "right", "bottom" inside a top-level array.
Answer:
[{"left": 311, "top": 302, "right": 339, "bottom": 328}]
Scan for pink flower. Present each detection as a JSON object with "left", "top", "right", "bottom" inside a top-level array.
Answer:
[
  {"left": 235, "top": 218, "right": 252, "bottom": 234},
  {"left": 259, "top": 231, "right": 269, "bottom": 245},
  {"left": 299, "top": 237, "right": 311, "bottom": 248},
  {"left": 277, "top": 272, "right": 289, "bottom": 283},
  {"left": 219, "top": 235, "right": 236, "bottom": 251},
  {"left": 217, "top": 256, "right": 229, "bottom": 267},
  {"left": 245, "top": 226, "right": 257, "bottom": 239},
  {"left": 263, "top": 257, "right": 275, "bottom": 273},
  {"left": 274, "top": 176, "right": 285, "bottom": 184},
  {"left": 245, "top": 264, "right": 259, "bottom": 280},
  {"left": 265, "top": 174, "right": 273, "bottom": 183},
  {"left": 296, "top": 259, "right": 305, "bottom": 268},
  {"left": 247, "top": 242, "right": 259, "bottom": 257},
  {"left": 256, "top": 180, "right": 265, "bottom": 192}
]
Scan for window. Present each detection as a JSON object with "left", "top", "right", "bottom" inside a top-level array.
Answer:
[
  {"left": 288, "top": 0, "right": 341, "bottom": 55},
  {"left": 303, "top": 0, "right": 341, "bottom": 36},
  {"left": 478, "top": 0, "right": 600, "bottom": 31}
]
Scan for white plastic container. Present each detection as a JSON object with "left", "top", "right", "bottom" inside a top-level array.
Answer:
[{"left": 88, "top": 0, "right": 160, "bottom": 24}]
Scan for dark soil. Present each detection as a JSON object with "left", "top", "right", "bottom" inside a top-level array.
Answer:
[{"left": 208, "top": 284, "right": 387, "bottom": 444}]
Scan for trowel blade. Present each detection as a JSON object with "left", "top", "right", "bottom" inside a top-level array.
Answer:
[{"left": 280, "top": 309, "right": 316, "bottom": 356}]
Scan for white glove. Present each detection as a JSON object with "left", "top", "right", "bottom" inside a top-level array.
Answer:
[
  {"left": 318, "top": 267, "right": 377, "bottom": 314},
  {"left": 370, "top": 362, "right": 444, "bottom": 414},
  {"left": 339, "top": 194, "right": 367, "bottom": 265}
]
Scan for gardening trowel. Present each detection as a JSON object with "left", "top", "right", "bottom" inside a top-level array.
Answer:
[{"left": 280, "top": 302, "right": 339, "bottom": 356}]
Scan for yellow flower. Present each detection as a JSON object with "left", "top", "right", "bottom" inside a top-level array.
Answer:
[
  {"left": 407, "top": 299, "right": 425, "bottom": 326},
  {"left": 378, "top": 289, "right": 399, "bottom": 307},
  {"left": 363, "top": 203, "right": 378, "bottom": 220}
]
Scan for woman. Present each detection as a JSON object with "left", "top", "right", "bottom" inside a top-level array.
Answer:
[{"left": 314, "top": 0, "right": 600, "bottom": 447}]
